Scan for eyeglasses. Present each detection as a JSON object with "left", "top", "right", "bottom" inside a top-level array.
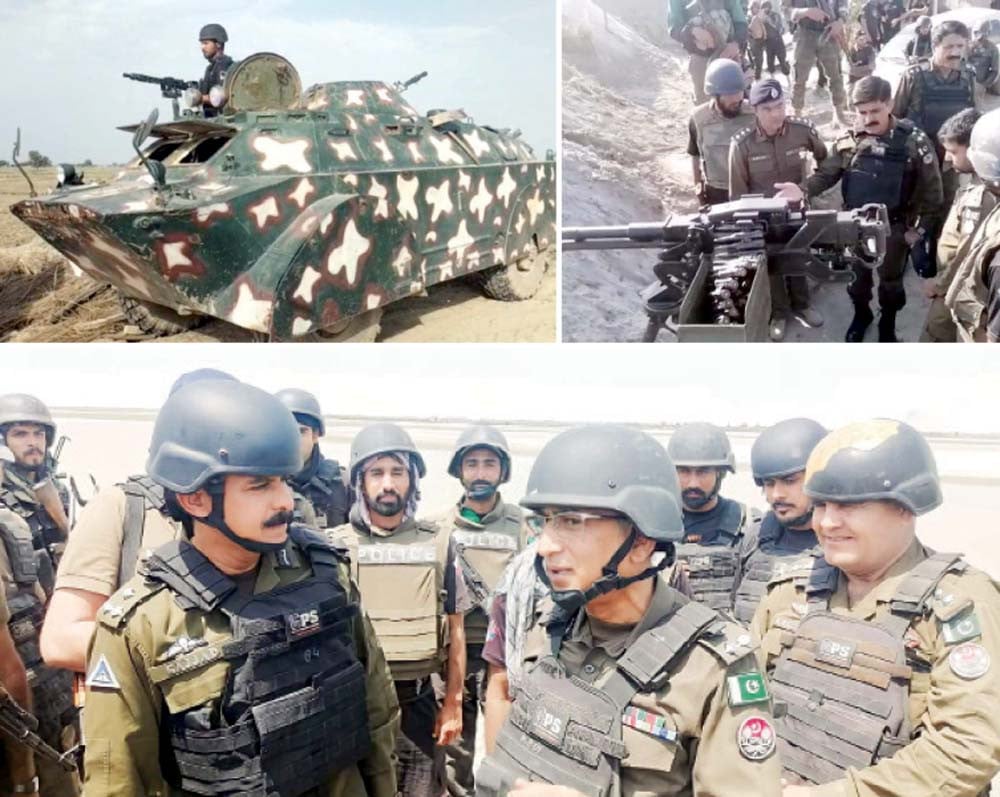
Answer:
[{"left": 525, "top": 510, "right": 627, "bottom": 537}]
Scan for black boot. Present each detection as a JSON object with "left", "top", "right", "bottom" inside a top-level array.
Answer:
[
  {"left": 878, "top": 309, "right": 898, "bottom": 342},
  {"left": 845, "top": 305, "right": 873, "bottom": 342}
]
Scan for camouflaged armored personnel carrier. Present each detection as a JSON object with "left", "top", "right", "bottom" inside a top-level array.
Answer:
[{"left": 11, "top": 54, "right": 556, "bottom": 340}]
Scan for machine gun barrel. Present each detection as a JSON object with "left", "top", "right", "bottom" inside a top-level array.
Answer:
[
  {"left": 122, "top": 72, "right": 194, "bottom": 95},
  {"left": 562, "top": 221, "right": 681, "bottom": 250}
]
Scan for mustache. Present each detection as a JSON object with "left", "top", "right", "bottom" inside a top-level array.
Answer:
[
  {"left": 263, "top": 510, "right": 294, "bottom": 528},
  {"left": 377, "top": 490, "right": 401, "bottom": 502},
  {"left": 682, "top": 488, "right": 708, "bottom": 499}
]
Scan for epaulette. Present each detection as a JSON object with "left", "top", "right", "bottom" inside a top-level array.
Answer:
[
  {"left": 696, "top": 618, "right": 758, "bottom": 666},
  {"left": 96, "top": 577, "right": 165, "bottom": 630},
  {"left": 290, "top": 524, "right": 350, "bottom": 562},
  {"left": 906, "top": 61, "right": 931, "bottom": 74},
  {"left": 788, "top": 115, "right": 820, "bottom": 136},
  {"left": 732, "top": 126, "right": 753, "bottom": 144},
  {"left": 835, "top": 133, "right": 855, "bottom": 153},
  {"left": 416, "top": 518, "right": 441, "bottom": 534}
]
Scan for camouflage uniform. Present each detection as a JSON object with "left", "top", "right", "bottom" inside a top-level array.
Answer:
[
  {"left": 920, "top": 177, "right": 999, "bottom": 341},
  {"left": 785, "top": 0, "right": 848, "bottom": 117},
  {"left": 805, "top": 117, "right": 943, "bottom": 316},
  {"left": 669, "top": 0, "right": 748, "bottom": 103},
  {"left": 729, "top": 117, "right": 828, "bottom": 316}
]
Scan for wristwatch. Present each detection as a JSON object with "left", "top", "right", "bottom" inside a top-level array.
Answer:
[{"left": 13, "top": 776, "right": 39, "bottom": 793}]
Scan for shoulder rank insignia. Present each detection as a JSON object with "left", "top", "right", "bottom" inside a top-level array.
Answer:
[
  {"left": 622, "top": 707, "right": 678, "bottom": 742},
  {"left": 727, "top": 671, "right": 770, "bottom": 706},
  {"left": 86, "top": 654, "right": 121, "bottom": 690}
]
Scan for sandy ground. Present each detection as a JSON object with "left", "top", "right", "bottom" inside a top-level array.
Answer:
[
  {"left": 561, "top": 0, "right": 938, "bottom": 343},
  {"left": 46, "top": 411, "right": 1000, "bottom": 578},
  {"left": 0, "top": 168, "right": 555, "bottom": 343}
]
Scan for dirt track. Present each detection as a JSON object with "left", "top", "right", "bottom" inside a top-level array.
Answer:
[{"left": 0, "top": 167, "right": 555, "bottom": 343}]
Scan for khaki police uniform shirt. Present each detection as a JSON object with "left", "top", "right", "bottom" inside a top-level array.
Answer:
[
  {"left": 935, "top": 178, "right": 999, "bottom": 294},
  {"left": 82, "top": 540, "right": 400, "bottom": 797},
  {"left": 805, "top": 118, "right": 943, "bottom": 226},
  {"left": 521, "top": 576, "right": 782, "bottom": 796},
  {"left": 729, "top": 118, "right": 828, "bottom": 199},
  {"left": 751, "top": 539, "right": 1000, "bottom": 797},
  {"left": 54, "top": 485, "right": 180, "bottom": 597}
]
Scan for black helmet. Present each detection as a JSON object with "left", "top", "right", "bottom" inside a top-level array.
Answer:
[
  {"left": 804, "top": 419, "right": 942, "bottom": 515},
  {"left": 667, "top": 422, "right": 736, "bottom": 472},
  {"left": 168, "top": 368, "right": 237, "bottom": 397},
  {"left": 522, "top": 425, "right": 684, "bottom": 616},
  {"left": 704, "top": 58, "right": 746, "bottom": 96},
  {"left": 521, "top": 424, "right": 684, "bottom": 544},
  {"left": 751, "top": 418, "right": 828, "bottom": 486},
  {"left": 147, "top": 380, "right": 300, "bottom": 494},
  {"left": 447, "top": 424, "right": 511, "bottom": 482},
  {"left": 199, "top": 24, "right": 229, "bottom": 44},
  {"left": 0, "top": 394, "right": 56, "bottom": 447},
  {"left": 275, "top": 388, "right": 325, "bottom": 436},
  {"left": 349, "top": 423, "right": 426, "bottom": 482}
]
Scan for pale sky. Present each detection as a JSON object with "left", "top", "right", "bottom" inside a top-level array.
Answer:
[
  {"left": 3, "top": 344, "right": 998, "bottom": 435},
  {"left": 0, "top": 0, "right": 555, "bottom": 165}
]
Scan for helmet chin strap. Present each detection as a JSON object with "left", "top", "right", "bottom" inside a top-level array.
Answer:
[
  {"left": 202, "top": 480, "right": 287, "bottom": 554},
  {"left": 464, "top": 478, "right": 499, "bottom": 501},
  {"left": 535, "top": 527, "right": 668, "bottom": 654},
  {"left": 782, "top": 507, "right": 814, "bottom": 530},
  {"left": 683, "top": 471, "right": 723, "bottom": 510}
]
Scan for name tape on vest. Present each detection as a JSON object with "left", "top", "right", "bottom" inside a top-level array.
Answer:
[{"left": 357, "top": 543, "right": 437, "bottom": 565}]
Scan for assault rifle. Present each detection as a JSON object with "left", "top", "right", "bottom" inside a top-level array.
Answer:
[
  {"left": 563, "top": 197, "right": 889, "bottom": 342},
  {"left": 123, "top": 72, "right": 198, "bottom": 120},
  {"left": 0, "top": 685, "right": 79, "bottom": 773}
]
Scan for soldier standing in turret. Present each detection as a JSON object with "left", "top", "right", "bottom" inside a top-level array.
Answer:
[{"left": 190, "top": 23, "right": 234, "bottom": 117}]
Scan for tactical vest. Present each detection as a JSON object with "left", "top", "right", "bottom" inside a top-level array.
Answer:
[
  {"left": 769, "top": 552, "right": 966, "bottom": 785},
  {"left": 790, "top": 0, "right": 832, "bottom": 33},
  {"left": 117, "top": 474, "right": 168, "bottom": 589},
  {"left": 694, "top": 103, "right": 756, "bottom": 190},
  {"left": 332, "top": 517, "right": 452, "bottom": 680},
  {"left": 842, "top": 121, "right": 913, "bottom": 217},
  {"left": 968, "top": 41, "right": 997, "bottom": 85},
  {"left": 0, "top": 469, "right": 64, "bottom": 558},
  {"left": 452, "top": 501, "right": 523, "bottom": 646},
  {"left": 733, "top": 513, "right": 820, "bottom": 624},
  {"left": 140, "top": 526, "right": 370, "bottom": 797},
  {"left": 0, "top": 512, "right": 76, "bottom": 749},
  {"left": 907, "top": 66, "right": 975, "bottom": 142},
  {"left": 674, "top": 500, "right": 748, "bottom": 612},
  {"left": 476, "top": 600, "right": 722, "bottom": 797},
  {"left": 307, "top": 460, "right": 349, "bottom": 528}
]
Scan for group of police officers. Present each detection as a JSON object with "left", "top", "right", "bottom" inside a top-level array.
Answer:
[
  {"left": 680, "top": 0, "right": 1000, "bottom": 343},
  {"left": 0, "top": 369, "right": 997, "bottom": 796}
]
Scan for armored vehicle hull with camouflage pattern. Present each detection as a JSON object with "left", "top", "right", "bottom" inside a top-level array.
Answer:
[{"left": 11, "top": 54, "right": 556, "bottom": 340}]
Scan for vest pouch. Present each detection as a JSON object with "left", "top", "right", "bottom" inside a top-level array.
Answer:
[
  {"left": 252, "top": 658, "right": 370, "bottom": 795},
  {"left": 357, "top": 554, "right": 442, "bottom": 665},
  {"left": 771, "top": 610, "right": 912, "bottom": 785}
]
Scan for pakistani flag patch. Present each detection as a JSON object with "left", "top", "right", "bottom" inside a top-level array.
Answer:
[
  {"left": 727, "top": 672, "right": 769, "bottom": 706},
  {"left": 622, "top": 707, "right": 678, "bottom": 742}
]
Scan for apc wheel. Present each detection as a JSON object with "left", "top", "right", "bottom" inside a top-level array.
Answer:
[
  {"left": 308, "top": 308, "right": 383, "bottom": 342},
  {"left": 118, "top": 293, "right": 206, "bottom": 336},
  {"left": 479, "top": 246, "right": 550, "bottom": 301}
]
